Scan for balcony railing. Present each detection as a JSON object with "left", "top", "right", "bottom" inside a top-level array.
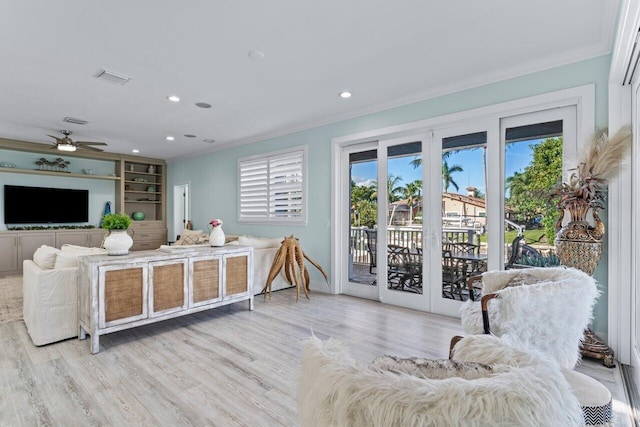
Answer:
[{"left": 350, "top": 226, "right": 477, "bottom": 265}]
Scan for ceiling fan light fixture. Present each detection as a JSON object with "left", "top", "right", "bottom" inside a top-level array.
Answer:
[{"left": 57, "top": 144, "right": 77, "bottom": 152}]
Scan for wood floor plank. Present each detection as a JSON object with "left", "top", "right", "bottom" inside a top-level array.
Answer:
[{"left": 0, "top": 287, "right": 634, "bottom": 426}]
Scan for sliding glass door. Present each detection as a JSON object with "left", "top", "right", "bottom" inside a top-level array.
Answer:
[
  {"left": 428, "top": 123, "right": 493, "bottom": 317},
  {"left": 338, "top": 104, "right": 578, "bottom": 317},
  {"left": 341, "top": 134, "right": 431, "bottom": 310}
]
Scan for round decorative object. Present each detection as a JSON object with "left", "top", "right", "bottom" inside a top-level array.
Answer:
[
  {"left": 554, "top": 203, "right": 604, "bottom": 276},
  {"left": 209, "top": 226, "right": 225, "bottom": 247},
  {"left": 132, "top": 212, "right": 145, "bottom": 221},
  {"left": 103, "top": 229, "right": 133, "bottom": 256},
  {"left": 146, "top": 185, "right": 155, "bottom": 192}
]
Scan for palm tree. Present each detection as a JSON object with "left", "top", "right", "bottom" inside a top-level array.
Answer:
[
  {"left": 409, "top": 151, "right": 452, "bottom": 169},
  {"left": 371, "top": 174, "right": 404, "bottom": 202},
  {"left": 402, "top": 180, "right": 422, "bottom": 225},
  {"left": 442, "top": 160, "right": 463, "bottom": 192}
]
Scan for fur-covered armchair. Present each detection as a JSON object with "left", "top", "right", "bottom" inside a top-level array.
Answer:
[
  {"left": 458, "top": 266, "right": 599, "bottom": 369},
  {"left": 298, "top": 335, "right": 584, "bottom": 426},
  {"left": 451, "top": 334, "right": 613, "bottom": 427}
]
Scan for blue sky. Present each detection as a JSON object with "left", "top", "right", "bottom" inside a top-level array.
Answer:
[{"left": 351, "top": 139, "right": 540, "bottom": 195}]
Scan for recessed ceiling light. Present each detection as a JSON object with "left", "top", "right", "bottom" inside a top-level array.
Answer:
[
  {"left": 203, "top": 139, "right": 216, "bottom": 143},
  {"left": 132, "top": 149, "right": 139, "bottom": 153},
  {"left": 167, "top": 95, "right": 180, "bottom": 102},
  {"left": 195, "top": 102, "right": 212, "bottom": 109},
  {"left": 166, "top": 136, "right": 175, "bottom": 141},
  {"left": 184, "top": 134, "right": 196, "bottom": 138},
  {"left": 248, "top": 50, "right": 265, "bottom": 61},
  {"left": 339, "top": 91, "right": 352, "bottom": 99}
]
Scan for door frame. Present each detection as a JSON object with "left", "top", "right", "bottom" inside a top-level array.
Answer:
[
  {"left": 427, "top": 121, "right": 496, "bottom": 316},
  {"left": 172, "top": 183, "right": 190, "bottom": 241},
  {"left": 376, "top": 134, "right": 430, "bottom": 310},
  {"left": 340, "top": 141, "right": 380, "bottom": 301}
]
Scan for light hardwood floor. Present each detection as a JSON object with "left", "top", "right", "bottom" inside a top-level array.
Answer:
[{"left": 0, "top": 287, "right": 634, "bottom": 426}]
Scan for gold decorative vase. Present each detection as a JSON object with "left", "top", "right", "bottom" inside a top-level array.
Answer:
[{"left": 554, "top": 201, "right": 604, "bottom": 276}]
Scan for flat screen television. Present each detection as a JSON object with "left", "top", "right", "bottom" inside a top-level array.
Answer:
[{"left": 4, "top": 185, "right": 89, "bottom": 224}]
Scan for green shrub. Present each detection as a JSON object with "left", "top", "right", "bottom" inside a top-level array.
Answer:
[
  {"left": 516, "top": 252, "right": 560, "bottom": 267},
  {"left": 101, "top": 213, "right": 132, "bottom": 230}
]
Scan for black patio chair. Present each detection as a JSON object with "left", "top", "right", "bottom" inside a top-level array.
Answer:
[
  {"left": 365, "top": 229, "right": 377, "bottom": 274},
  {"left": 442, "top": 250, "right": 468, "bottom": 300}
]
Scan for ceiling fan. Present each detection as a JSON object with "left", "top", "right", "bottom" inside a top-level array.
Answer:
[{"left": 47, "top": 130, "right": 108, "bottom": 152}]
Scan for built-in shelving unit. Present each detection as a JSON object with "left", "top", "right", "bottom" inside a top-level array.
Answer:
[
  {"left": 120, "top": 159, "right": 167, "bottom": 250},
  {"left": 123, "top": 162, "right": 164, "bottom": 222},
  {"left": 0, "top": 137, "right": 168, "bottom": 257}
]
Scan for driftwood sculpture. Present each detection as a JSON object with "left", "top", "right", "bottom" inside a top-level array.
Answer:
[{"left": 263, "top": 235, "right": 329, "bottom": 301}]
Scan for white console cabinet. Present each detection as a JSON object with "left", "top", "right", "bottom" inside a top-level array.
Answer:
[{"left": 78, "top": 245, "right": 253, "bottom": 354}]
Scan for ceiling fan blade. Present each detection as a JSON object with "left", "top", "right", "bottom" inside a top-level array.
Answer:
[
  {"left": 78, "top": 145, "right": 104, "bottom": 152},
  {"left": 47, "top": 135, "right": 68, "bottom": 145},
  {"left": 76, "top": 141, "right": 108, "bottom": 146}
]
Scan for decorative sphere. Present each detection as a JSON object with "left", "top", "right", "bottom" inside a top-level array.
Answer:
[{"left": 132, "top": 211, "right": 145, "bottom": 221}]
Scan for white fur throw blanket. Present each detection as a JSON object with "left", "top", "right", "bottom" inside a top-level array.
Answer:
[
  {"left": 298, "top": 336, "right": 584, "bottom": 426},
  {"left": 459, "top": 267, "right": 599, "bottom": 369}
]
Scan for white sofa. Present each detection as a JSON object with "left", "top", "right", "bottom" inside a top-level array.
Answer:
[
  {"left": 232, "top": 235, "right": 291, "bottom": 295},
  {"left": 23, "top": 244, "right": 106, "bottom": 346},
  {"left": 171, "top": 230, "right": 292, "bottom": 295}
]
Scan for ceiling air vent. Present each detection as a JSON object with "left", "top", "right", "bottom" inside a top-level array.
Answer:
[
  {"left": 95, "top": 69, "right": 132, "bottom": 85},
  {"left": 63, "top": 116, "right": 88, "bottom": 125}
]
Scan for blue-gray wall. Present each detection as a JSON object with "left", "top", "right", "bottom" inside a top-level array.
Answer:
[{"left": 169, "top": 54, "right": 612, "bottom": 338}]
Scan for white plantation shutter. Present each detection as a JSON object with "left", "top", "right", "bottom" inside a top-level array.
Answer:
[
  {"left": 239, "top": 147, "right": 306, "bottom": 224},
  {"left": 239, "top": 158, "right": 269, "bottom": 219}
]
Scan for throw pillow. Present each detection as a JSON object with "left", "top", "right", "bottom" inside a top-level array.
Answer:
[
  {"left": 370, "top": 355, "right": 498, "bottom": 380},
  {"left": 32, "top": 245, "right": 61, "bottom": 269},
  {"left": 179, "top": 233, "right": 201, "bottom": 245},
  {"left": 174, "top": 229, "right": 204, "bottom": 245},
  {"left": 60, "top": 244, "right": 106, "bottom": 254},
  {"left": 54, "top": 253, "right": 81, "bottom": 269},
  {"left": 504, "top": 272, "right": 543, "bottom": 288},
  {"left": 54, "top": 247, "right": 107, "bottom": 269}
]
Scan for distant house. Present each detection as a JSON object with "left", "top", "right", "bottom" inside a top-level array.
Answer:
[
  {"left": 442, "top": 188, "right": 486, "bottom": 229},
  {"left": 388, "top": 199, "right": 422, "bottom": 226}
]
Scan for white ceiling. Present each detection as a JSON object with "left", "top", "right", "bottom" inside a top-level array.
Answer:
[{"left": 0, "top": 1, "right": 620, "bottom": 161}]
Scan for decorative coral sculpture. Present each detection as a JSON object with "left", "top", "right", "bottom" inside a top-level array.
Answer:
[{"left": 263, "top": 235, "right": 328, "bottom": 301}]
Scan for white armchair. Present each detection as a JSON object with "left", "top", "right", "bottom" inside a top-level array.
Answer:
[
  {"left": 23, "top": 260, "right": 80, "bottom": 346},
  {"left": 459, "top": 266, "right": 599, "bottom": 369},
  {"left": 23, "top": 244, "right": 106, "bottom": 346},
  {"left": 298, "top": 336, "right": 584, "bottom": 426}
]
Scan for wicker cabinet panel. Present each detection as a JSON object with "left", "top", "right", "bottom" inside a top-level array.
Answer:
[
  {"left": 150, "top": 259, "right": 188, "bottom": 315},
  {"left": 102, "top": 266, "right": 147, "bottom": 327},
  {"left": 225, "top": 255, "right": 249, "bottom": 297},
  {"left": 191, "top": 258, "right": 221, "bottom": 306}
]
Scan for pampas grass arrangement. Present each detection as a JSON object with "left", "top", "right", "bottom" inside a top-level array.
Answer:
[{"left": 559, "top": 126, "right": 632, "bottom": 210}]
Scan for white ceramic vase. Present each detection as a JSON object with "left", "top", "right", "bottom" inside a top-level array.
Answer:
[
  {"left": 104, "top": 229, "right": 133, "bottom": 255},
  {"left": 210, "top": 226, "right": 225, "bottom": 247}
]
